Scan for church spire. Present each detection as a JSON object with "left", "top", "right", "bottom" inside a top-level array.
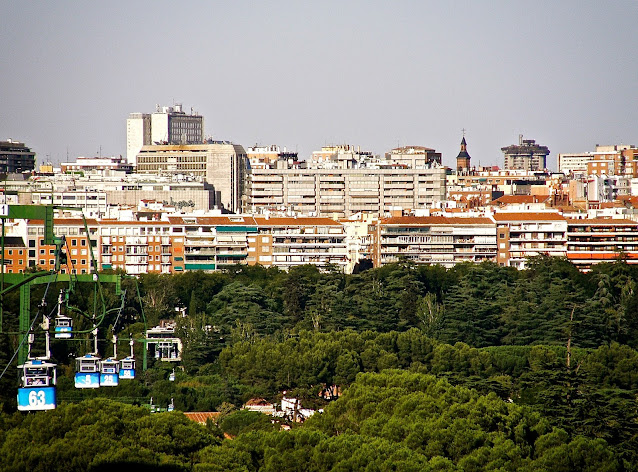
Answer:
[{"left": 456, "top": 133, "right": 471, "bottom": 173}]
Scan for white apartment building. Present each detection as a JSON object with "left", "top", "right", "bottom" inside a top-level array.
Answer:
[
  {"left": 494, "top": 212, "right": 567, "bottom": 269},
  {"left": 246, "top": 166, "right": 447, "bottom": 218},
  {"left": 375, "top": 216, "right": 497, "bottom": 268},
  {"left": 251, "top": 217, "right": 349, "bottom": 270}
]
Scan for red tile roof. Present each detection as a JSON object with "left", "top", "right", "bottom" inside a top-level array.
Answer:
[
  {"left": 492, "top": 212, "right": 566, "bottom": 222},
  {"left": 183, "top": 412, "right": 220, "bottom": 424},
  {"left": 254, "top": 217, "right": 341, "bottom": 226}
]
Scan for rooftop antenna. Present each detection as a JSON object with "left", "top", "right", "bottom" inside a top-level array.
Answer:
[{"left": 462, "top": 128, "right": 466, "bottom": 138}]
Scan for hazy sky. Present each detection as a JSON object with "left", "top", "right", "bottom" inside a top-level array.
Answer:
[{"left": 1, "top": 1, "right": 637, "bottom": 169}]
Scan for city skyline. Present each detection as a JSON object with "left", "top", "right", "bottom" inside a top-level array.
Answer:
[{"left": 1, "top": 1, "right": 637, "bottom": 169}]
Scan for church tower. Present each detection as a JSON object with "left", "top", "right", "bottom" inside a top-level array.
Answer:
[{"left": 456, "top": 135, "right": 471, "bottom": 173}]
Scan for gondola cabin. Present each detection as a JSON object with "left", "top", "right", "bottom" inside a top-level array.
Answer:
[
  {"left": 75, "top": 354, "right": 100, "bottom": 388},
  {"left": 17, "top": 359, "right": 57, "bottom": 411},
  {"left": 146, "top": 324, "right": 182, "bottom": 362},
  {"left": 119, "top": 357, "right": 136, "bottom": 380},
  {"left": 54, "top": 316, "right": 73, "bottom": 339},
  {"left": 100, "top": 358, "right": 119, "bottom": 387}
]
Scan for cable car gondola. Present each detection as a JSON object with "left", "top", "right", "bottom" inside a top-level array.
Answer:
[
  {"left": 75, "top": 354, "right": 101, "bottom": 388},
  {"left": 54, "top": 315, "right": 73, "bottom": 339},
  {"left": 119, "top": 356, "right": 136, "bottom": 380},
  {"left": 99, "top": 358, "right": 119, "bottom": 387},
  {"left": 17, "top": 359, "right": 57, "bottom": 411}
]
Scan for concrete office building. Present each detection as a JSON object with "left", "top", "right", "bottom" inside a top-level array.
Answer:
[
  {"left": 126, "top": 104, "right": 203, "bottom": 164},
  {"left": 136, "top": 142, "right": 248, "bottom": 213},
  {"left": 0, "top": 139, "right": 36, "bottom": 174},
  {"left": 502, "top": 135, "right": 550, "bottom": 171}
]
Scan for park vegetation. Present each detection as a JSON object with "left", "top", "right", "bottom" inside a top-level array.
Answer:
[{"left": 1, "top": 256, "right": 638, "bottom": 470}]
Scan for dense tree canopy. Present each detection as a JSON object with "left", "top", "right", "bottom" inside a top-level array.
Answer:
[{"left": 2, "top": 257, "right": 638, "bottom": 469}]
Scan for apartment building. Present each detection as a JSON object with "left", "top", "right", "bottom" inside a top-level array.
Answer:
[
  {"left": 251, "top": 217, "right": 348, "bottom": 270},
  {"left": 493, "top": 212, "right": 567, "bottom": 269},
  {"left": 2, "top": 218, "right": 98, "bottom": 274},
  {"left": 99, "top": 220, "right": 175, "bottom": 274},
  {"left": 375, "top": 216, "right": 497, "bottom": 268},
  {"left": 558, "top": 145, "right": 638, "bottom": 177},
  {"left": 168, "top": 215, "right": 257, "bottom": 271},
  {"left": 246, "top": 166, "right": 447, "bottom": 218},
  {"left": 501, "top": 136, "right": 550, "bottom": 171},
  {"left": 566, "top": 218, "right": 638, "bottom": 270}
]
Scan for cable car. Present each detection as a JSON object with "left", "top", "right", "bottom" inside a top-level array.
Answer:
[
  {"left": 17, "top": 359, "right": 57, "bottom": 411},
  {"left": 54, "top": 315, "right": 73, "bottom": 339},
  {"left": 119, "top": 356, "right": 136, "bottom": 380},
  {"left": 75, "top": 354, "right": 100, "bottom": 388},
  {"left": 99, "top": 358, "right": 120, "bottom": 387}
]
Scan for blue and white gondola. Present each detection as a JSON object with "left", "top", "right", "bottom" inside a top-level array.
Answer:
[
  {"left": 17, "top": 359, "right": 57, "bottom": 411},
  {"left": 75, "top": 354, "right": 100, "bottom": 388}
]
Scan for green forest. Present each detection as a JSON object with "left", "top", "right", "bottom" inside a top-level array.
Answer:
[{"left": 1, "top": 256, "right": 638, "bottom": 471}]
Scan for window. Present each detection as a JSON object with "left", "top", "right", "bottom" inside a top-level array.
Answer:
[
  {"left": 40, "top": 249, "right": 45, "bottom": 255},
  {"left": 81, "top": 239, "right": 87, "bottom": 246},
  {"left": 71, "top": 239, "right": 77, "bottom": 246},
  {"left": 29, "top": 250, "right": 35, "bottom": 258},
  {"left": 29, "top": 240, "right": 36, "bottom": 248},
  {"left": 499, "top": 234, "right": 505, "bottom": 239}
]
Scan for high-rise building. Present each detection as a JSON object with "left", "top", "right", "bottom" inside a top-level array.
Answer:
[
  {"left": 126, "top": 104, "right": 204, "bottom": 165},
  {"left": 502, "top": 136, "right": 550, "bottom": 171},
  {"left": 0, "top": 139, "right": 36, "bottom": 174}
]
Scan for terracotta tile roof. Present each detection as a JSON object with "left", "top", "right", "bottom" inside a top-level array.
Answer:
[
  {"left": 491, "top": 195, "right": 550, "bottom": 205},
  {"left": 183, "top": 412, "right": 220, "bottom": 424},
  {"left": 167, "top": 216, "right": 258, "bottom": 225},
  {"left": 98, "top": 219, "right": 169, "bottom": 225},
  {"left": 599, "top": 202, "right": 625, "bottom": 208},
  {"left": 28, "top": 218, "right": 99, "bottom": 225},
  {"left": 381, "top": 216, "right": 494, "bottom": 225},
  {"left": 254, "top": 217, "right": 342, "bottom": 226},
  {"left": 492, "top": 212, "right": 566, "bottom": 222}
]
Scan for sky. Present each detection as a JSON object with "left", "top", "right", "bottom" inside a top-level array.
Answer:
[{"left": 1, "top": 1, "right": 637, "bottom": 170}]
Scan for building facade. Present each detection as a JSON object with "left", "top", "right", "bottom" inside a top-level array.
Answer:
[
  {"left": 0, "top": 140, "right": 36, "bottom": 174},
  {"left": 502, "top": 136, "right": 550, "bottom": 171},
  {"left": 136, "top": 142, "right": 248, "bottom": 213},
  {"left": 375, "top": 216, "right": 497, "bottom": 267},
  {"left": 246, "top": 166, "right": 447, "bottom": 218},
  {"left": 126, "top": 104, "right": 203, "bottom": 165}
]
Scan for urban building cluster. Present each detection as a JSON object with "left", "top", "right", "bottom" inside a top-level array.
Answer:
[{"left": 3, "top": 104, "right": 638, "bottom": 275}]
